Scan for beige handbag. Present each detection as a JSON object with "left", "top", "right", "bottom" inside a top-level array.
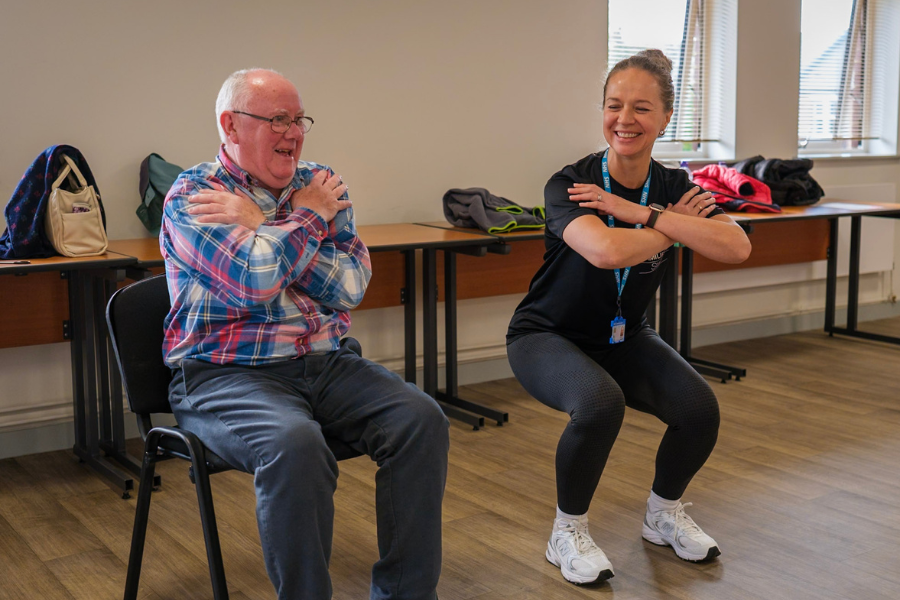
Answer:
[{"left": 44, "top": 155, "right": 108, "bottom": 257}]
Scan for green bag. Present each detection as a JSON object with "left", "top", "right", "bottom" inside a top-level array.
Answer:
[{"left": 137, "top": 153, "right": 184, "bottom": 234}]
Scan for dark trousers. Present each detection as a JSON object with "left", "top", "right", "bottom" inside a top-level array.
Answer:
[
  {"left": 169, "top": 341, "right": 450, "bottom": 600},
  {"left": 507, "top": 327, "right": 719, "bottom": 515}
]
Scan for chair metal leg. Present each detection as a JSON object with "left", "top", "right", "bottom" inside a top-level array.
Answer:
[
  {"left": 183, "top": 435, "right": 229, "bottom": 600},
  {"left": 124, "top": 428, "right": 230, "bottom": 600},
  {"left": 123, "top": 446, "right": 160, "bottom": 600}
]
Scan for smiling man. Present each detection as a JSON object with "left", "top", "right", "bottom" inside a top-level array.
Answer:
[{"left": 159, "top": 68, "right": 449, "bottom": 600}]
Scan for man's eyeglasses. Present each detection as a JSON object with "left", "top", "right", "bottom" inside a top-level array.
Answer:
[{"left": 231, "top": 111, "right": 314, "bottom": 134}]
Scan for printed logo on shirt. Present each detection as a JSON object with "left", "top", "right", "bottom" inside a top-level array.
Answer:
[{"left": 638, "top": 248, "right": 668, "bottom": 274}]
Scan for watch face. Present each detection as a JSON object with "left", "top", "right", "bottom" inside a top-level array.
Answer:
[{"left": 650, "top": 203, "right": 665, "bottom": 211}]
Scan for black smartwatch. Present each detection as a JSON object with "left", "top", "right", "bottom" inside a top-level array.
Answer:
[{"left": 646, "top": 203, "right": 665, "bottom": 228}]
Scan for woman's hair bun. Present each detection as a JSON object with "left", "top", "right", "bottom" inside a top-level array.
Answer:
[
  {"left": 635, "top": 49, "right": 673, "bottom": 75},
  {"left": 603, "top": 48, "right": 676, "bottom": 112}
]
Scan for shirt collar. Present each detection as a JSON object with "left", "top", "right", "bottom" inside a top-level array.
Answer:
[
  {"left": 217, "top": 145, "right": 253, "bottom": 188},
  {"left": 217, "top": 145, "right": 306, "bottom": 200}
]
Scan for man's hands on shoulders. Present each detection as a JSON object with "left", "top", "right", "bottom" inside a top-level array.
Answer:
[
  {"left": 187, "top": 182, "right": 266, "bottom": 230},
  {"left": 290, "top": 170, "right": 351, "bottom": 223}
]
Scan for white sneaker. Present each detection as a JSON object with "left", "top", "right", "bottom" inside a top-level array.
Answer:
[
  {"left": 642, "top": 501, "right": 721, "bottom": 562},
  {"left": 545, "top": 518, "right": 615, "bottom": 584}
]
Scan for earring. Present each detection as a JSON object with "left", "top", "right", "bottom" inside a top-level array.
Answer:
[{"left": 659, "top": 129, "right": 667, "bottom": 137}]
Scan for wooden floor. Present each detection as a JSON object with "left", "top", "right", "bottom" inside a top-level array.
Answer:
[{"left": 3, "top": 320, "right": 900, "bottom": 600}]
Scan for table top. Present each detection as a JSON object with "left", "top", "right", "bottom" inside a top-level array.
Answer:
[
  {"left": 101, "top": 224, "right": 498, "bottom": 267},
  {"left": 358, "top": 223, "right": 496, "bottom": 252},
  {"left": 419, "top": 200, "right": 900, "bottom": 236},
  {"left": 0, "top": 252, "right": 135, "bottom": 275},
  {"left": 415, "top": 221, "right": 546, "bottom": 242},
  {"left": 729, "top": 200, "right": 900, "bottom": 224},
  {"left": 106, "top": 238, "right": 165, "bottom": 267}
]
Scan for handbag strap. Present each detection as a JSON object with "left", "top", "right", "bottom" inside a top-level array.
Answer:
[
  {"left": 51, "top": 162, "right": 73, "bottom": 190},
  {"left": 60, "top": 155, "right": 89, "bottom": 189}
]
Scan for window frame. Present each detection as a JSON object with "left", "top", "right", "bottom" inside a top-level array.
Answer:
[
  {"left": 798, "top": 0, "right": 900, "bottom": 158},
  {"left": 606, "top": 0, "right": 738, "bottom": 162}
]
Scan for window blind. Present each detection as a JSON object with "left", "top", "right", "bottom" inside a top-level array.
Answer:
[
  {"left": 607, "top": 0, "right": 736, "bottom": 149},
  {"left": 798, "top": 0, "right": 899, "bottom": 149}
]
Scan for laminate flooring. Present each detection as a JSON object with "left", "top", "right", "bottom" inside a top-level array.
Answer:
[{"left": 2, "top": 320, "right": 900, "bottom": 599}]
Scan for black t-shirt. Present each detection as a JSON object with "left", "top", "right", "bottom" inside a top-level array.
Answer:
[{"left": 507, "top": 152, "right": 724, "bottom": 350}]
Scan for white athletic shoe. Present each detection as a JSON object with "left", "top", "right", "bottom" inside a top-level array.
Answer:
[
  {"left": 642, "top": 501, "right": 721, "bottom": 562},
  {"left": 545, "top": 518, "right": 615, "bottom": 584}
]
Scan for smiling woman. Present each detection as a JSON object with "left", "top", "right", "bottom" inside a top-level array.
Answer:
[
  {"left": 602, "top": 51, "right": 674, "bottom": 180},
  {"left": 505, "top": 48, "right": 751, "bottom": 586}
]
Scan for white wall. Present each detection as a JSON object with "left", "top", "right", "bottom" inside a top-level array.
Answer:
[{"left": 2, "top": 0, "right": 900, "bottom": 440}]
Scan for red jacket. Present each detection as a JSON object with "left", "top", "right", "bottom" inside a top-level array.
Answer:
[{"left": 692, "top": 165, "right": 776, "bottom": 212}]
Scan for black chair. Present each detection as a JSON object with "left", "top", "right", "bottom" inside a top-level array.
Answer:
[{"left": 107, "top": 274, "right": 361, "bottom": 600}]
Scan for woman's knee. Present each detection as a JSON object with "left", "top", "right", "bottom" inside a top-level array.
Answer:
[
  {"left": 568, "top": 385, "right": 627, "bottom": 431},
  {"left": 669, "top": 381, "right": 720, "bottom": 433}
]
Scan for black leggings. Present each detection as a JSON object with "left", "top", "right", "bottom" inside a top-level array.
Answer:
[{"left": 507, "top": 327, "right": 720, "bottom": 515}]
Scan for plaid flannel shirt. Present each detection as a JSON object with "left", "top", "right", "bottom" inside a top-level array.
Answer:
[{"left": 160, "top": 147, "right": 371, "bottom": 367}]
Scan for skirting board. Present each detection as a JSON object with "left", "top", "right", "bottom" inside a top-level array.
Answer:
[{"left": 3, "top": 300, "right": 900, "bottom": 460}]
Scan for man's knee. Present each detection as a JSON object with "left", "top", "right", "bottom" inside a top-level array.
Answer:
[
  {"left": 263, "top": 418, "right": 337, "bottom": 476},
  {"left": 382, "top": 388, "right": 450, "bottom": 459},
  {"left": 404, "top": 391, "right": 450, "bottom": 446}
]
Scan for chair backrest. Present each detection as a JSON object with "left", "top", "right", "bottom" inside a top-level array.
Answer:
[{"left": 106, "top": 274, "right": 173, "bottom": 417}]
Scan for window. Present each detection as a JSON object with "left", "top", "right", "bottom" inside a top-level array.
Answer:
[
  {"left": 799, "top": 0, "right": 900, "bottom": 156},
  {"left": 607, "top": 0, "right": 738, "bottom": 160}
]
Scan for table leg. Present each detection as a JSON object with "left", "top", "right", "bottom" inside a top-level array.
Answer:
[
  {"left": 95, "top": 270, "right": 154, "bottom": 485},
  {"left": 403, "top": 250, "right": 416, "bottom": 384},
  {"left": 824, "top": 217, "right": 838, "bottom": 334},
  {"left": 422, "top": 249, "right": 438, "bottom": 398},
  {"left": 829, "top": 215, "right": 900, "bottom": 345},
  {"left": 420, "top": 249, "right": 484, "bottom": 430},
  {"left": 679, "top": 248, "right": 744, "bottom": 383},
  {"left": 69, "top": 269, "right": 137, "bottom": 499},
  {"left": 436, "top": 250, "right": 508, "bottom": 427},
  {"left": 67, "top": 271, "right": 87, "bottom": 453},
  {"left": 847, "top": 215, "right": 861, "bottom": 331}
]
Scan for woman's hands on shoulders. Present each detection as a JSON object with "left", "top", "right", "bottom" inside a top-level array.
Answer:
[
  {"left": 568, "top": 182, "right": 648, "bottom": 225},
  {"left": 665, "top": 186, "right": 718, "bottom": 218}
]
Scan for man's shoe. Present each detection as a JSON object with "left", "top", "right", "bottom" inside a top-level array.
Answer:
[
  {"left": 642, "top": 501, "right": 721, "bottom": 562},
  {"left": 545, "top": 518, "right": 615, "bottom": 584}
]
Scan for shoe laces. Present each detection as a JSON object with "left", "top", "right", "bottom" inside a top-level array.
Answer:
[
  {"left": 558, "top": 520, "right": 604, "bottom": 557},
  {"left": 672, "top": 502, "right": 702, "bottom": 536}
]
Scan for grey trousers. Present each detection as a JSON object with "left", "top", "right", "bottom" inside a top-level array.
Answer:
[{"left": 169, "top": 340, "right": 449, "bottom": 600}]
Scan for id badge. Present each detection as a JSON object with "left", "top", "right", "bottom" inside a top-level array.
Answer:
[{"left": 610, "top": 316, "right": 626, "bottom": 344}]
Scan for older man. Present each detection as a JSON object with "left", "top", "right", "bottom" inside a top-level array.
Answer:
[{"left": 160, "top": 68, "right": 449, "bottom": 600}]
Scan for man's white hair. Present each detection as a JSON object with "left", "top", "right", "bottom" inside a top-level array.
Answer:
[{"left": 215, "top": 68, "right": 285, "bottom": 143}]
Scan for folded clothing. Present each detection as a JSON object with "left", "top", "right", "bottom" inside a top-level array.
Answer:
[
  {"left": 731, "top": 155, "right": 824, "bottom": 207},
  {"left": 691, "top": 164, "right": 780, "bottom": 213},
  {"left": 443, "top": 187, "right": 545, "bottom": 233}
]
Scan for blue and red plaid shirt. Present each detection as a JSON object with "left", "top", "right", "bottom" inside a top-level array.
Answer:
[{"left": 160, "top": 147, "right": 371, "bottom": 367}]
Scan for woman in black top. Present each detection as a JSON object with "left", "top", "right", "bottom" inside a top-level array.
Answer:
[{"left": 507, "top": 49, "right": 751, "bottom": 585}]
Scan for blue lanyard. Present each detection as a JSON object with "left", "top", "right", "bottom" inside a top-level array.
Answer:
[{"left": 600, "top": 149, "right": 652, "bottom": 302}]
